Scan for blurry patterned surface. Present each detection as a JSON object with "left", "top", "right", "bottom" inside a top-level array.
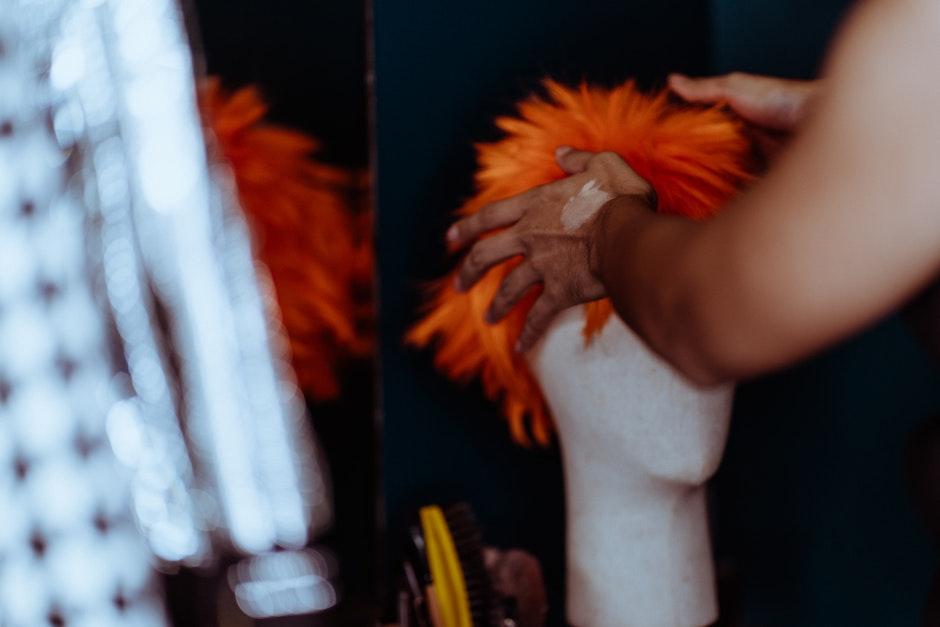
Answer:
[
  {"left": 0, "top": 0, "right": 334, "bottom": 623},
  {"left": 0, "top": 3, "right": 170, "bottom": 625}
]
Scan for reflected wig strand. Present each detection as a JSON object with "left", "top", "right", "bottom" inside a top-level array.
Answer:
[{"left": 201, "top": 79, "right": 372, "bottom": 400}]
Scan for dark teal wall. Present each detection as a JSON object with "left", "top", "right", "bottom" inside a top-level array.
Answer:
[
  {"left": 374, "top": 1, "right": 940, "bottom": 625},
  {"left": 372, "top": 2, "right": 711, "bottom": 623},
  {"left": 712, "top": 0, "right": 850, "bottom": 77},
  {"left": 711, "top": 2, "right": 940, "bottom": 625}
]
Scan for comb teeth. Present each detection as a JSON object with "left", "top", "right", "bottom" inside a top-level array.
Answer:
[{"left": 441, "top": 503, "right": 500, "bottom": 627}]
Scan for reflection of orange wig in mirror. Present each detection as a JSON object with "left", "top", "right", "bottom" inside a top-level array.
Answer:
[
  {"left": 200, "top": 79, "right": 372, "bottom": 400},
  {"left": 407, "top": 81, "right": 753, "bottom": 446}
]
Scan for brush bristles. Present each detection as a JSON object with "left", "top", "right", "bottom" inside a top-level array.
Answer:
[{"left": 442, "top": 503, "right": 500, "bottom": 627}]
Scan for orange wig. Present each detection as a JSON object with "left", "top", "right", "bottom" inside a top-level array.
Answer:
[
  {"left": 407, "top": 80, "right": 753, "bottom": 446},
  {"left": 200, "top": 78, "right": 372, "bottom": 401}
]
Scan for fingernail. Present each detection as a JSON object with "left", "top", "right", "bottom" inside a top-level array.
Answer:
[
  {"left": 555, "top": 146, "right": 572, "bottom": 159},
  {"left": 446, "top": 225, "right": 459, "bottom": 242}
]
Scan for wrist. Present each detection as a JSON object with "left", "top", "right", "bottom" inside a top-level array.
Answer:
[{"left": 589, "top": 193, "right": 654, "bottom": 284}]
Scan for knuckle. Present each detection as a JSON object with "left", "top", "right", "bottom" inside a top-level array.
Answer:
[
  {"left": 463, "top": 214, "right": 479, "bottom": 232},
  {"left": 537, "top": 183, "right": 559, "bottom": 203},
  {"left": 592, "top": 151, "right": 623, "bottom": 172},
  {"left": 488, "top": 207, "right": 507, "bottom": 227},
  {"left": 538, "top": 292, "right": 559, "bottom": 313},
  {"left": 468, "top": 244, "right": 487, "bottom": 268},
  {"left": 459, "top": 258, "right": 475, "bottom": 279},
  {"left": 531, "top": 306, "right": 551, "bottom": 329},
  {"left": 526, "top": 187, "right": 545, "bottom": 206},
  {"left": 543, "top": 279, "right": 565, "bottom": 300},
  {"left": 518, "top": 231, "right": 537, "bottom": 251},
  {"left": 537, "top": 299, "right": 555, "bottom": 319},
  {"left": 528, "top": 257, "right": 546, "bottom": 276},
  {"left": 505, "top": 232, "right": 524, "bottom": 254},
  {"left": 518, "top": 330, "right": 532, "bottom": 347},
  {"left": 564, "top": 281, "right": 583, "bottom": 302},
  {"left": 479, "top": 206, "right": 498, "bottom": 228}
]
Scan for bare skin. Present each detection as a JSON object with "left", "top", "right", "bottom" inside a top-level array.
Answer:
[
  {"left": 450, "top": 149, "right": 655, "bottom": 350},
  {"left": 668, "top": 72, "right": 819, "bottom": 132},
  {"left": 668, "top": 71, "right": 820, "bottom": 160},
  {"left": 449, "top": 0, "right": 940, "bottom": 386}
]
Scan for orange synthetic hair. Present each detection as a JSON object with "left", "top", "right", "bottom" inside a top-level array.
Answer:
[
  {"left": 407, "top": 80, "right": 753, "bottom": 446},
  {"left": 200, "top": 78, "right": 372, "bottom": 401}
]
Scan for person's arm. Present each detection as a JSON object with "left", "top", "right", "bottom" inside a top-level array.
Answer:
[
  {"left": 449, "top": 0, "right": 940, "bottom": 385},
  {"left": 595, "top": 0, "right": 940, "bottom": 384}
]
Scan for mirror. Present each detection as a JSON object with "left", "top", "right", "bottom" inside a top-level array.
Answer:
[{"left": 186, "top": 0, "right": 376, "bottom": 624}]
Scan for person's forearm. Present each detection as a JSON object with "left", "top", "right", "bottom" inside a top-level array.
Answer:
[
  {"left": 590, "top": 0, "right": 940, "bottom": 387},
  {"left": 593, "top": 197, "right": 737, "bottom": 386}
]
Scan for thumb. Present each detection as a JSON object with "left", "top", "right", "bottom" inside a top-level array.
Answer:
[
  {"left": 555, "top": 146, "right": 595, "bottom": 175},
  {"left": 667, "top": 73, "right": 730, "bottom": 104}
]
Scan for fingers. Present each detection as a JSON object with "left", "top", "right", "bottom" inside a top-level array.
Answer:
[
  {"left": 555, "top": 146, "right": 594, "bottom": 175},
  {"left": 447, "top": 194, "right": 528, "bottom": 246},
  {"left": 516, "top": 294, "right": 559, "bottom": 353},
  {"left": 486, "top": 262, "right": 540, "bottom": 323},
  {"left": 668, "top": 73, "right": 733, "bottom": 104},
  {"left": 456, "top": 231, "right": 525, "bottom": 292}
]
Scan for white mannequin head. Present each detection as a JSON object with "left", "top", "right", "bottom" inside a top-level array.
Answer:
[
  {"left": 529, "top": 307, "right": 732, "bottom": 487},
  {"left": 527, "top": 306, "right": 734, "bottom": 627}
]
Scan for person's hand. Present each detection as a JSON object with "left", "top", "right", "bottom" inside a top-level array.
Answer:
[
  {"left": 447, "top": 147, "right": 654, "bottom": 352},
  {"left": 668, "top": 72, "right": 820, "bottom": 160}
]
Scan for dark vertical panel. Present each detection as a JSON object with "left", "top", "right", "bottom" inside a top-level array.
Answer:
[
  {"left": 710, "top": 2, "right": 939, "bottom": 625},
  {"left": 372, "top": 2, "right": 710, "bottom": 622},
  {"left": 192, "top": 0, "right": 368, "bottom": 168}
]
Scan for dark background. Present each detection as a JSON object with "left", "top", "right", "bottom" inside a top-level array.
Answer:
[
  {"left": 188, "top": 0, "right": 940, "bottom": 625},
  {"left": 375, "top": 0, "right": 940, "bottom": 626},
  {"left": 711, "top": 2, "right": 939, "bottom": 626},
  {"left": 191, "top": 0, "right": 369, "bottom": 169}
]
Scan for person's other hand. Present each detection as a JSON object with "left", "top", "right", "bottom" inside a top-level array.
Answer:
[
  {"left": 668, "top": 72, "right": 820, "bottom": 160},
  {"left": 447, "top": 148, "right": 654, "bottom": 352}
]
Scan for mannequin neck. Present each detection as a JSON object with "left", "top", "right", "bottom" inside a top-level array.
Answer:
[{"left": 561, "top": 443, "right": 718, "bottom": 627}]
